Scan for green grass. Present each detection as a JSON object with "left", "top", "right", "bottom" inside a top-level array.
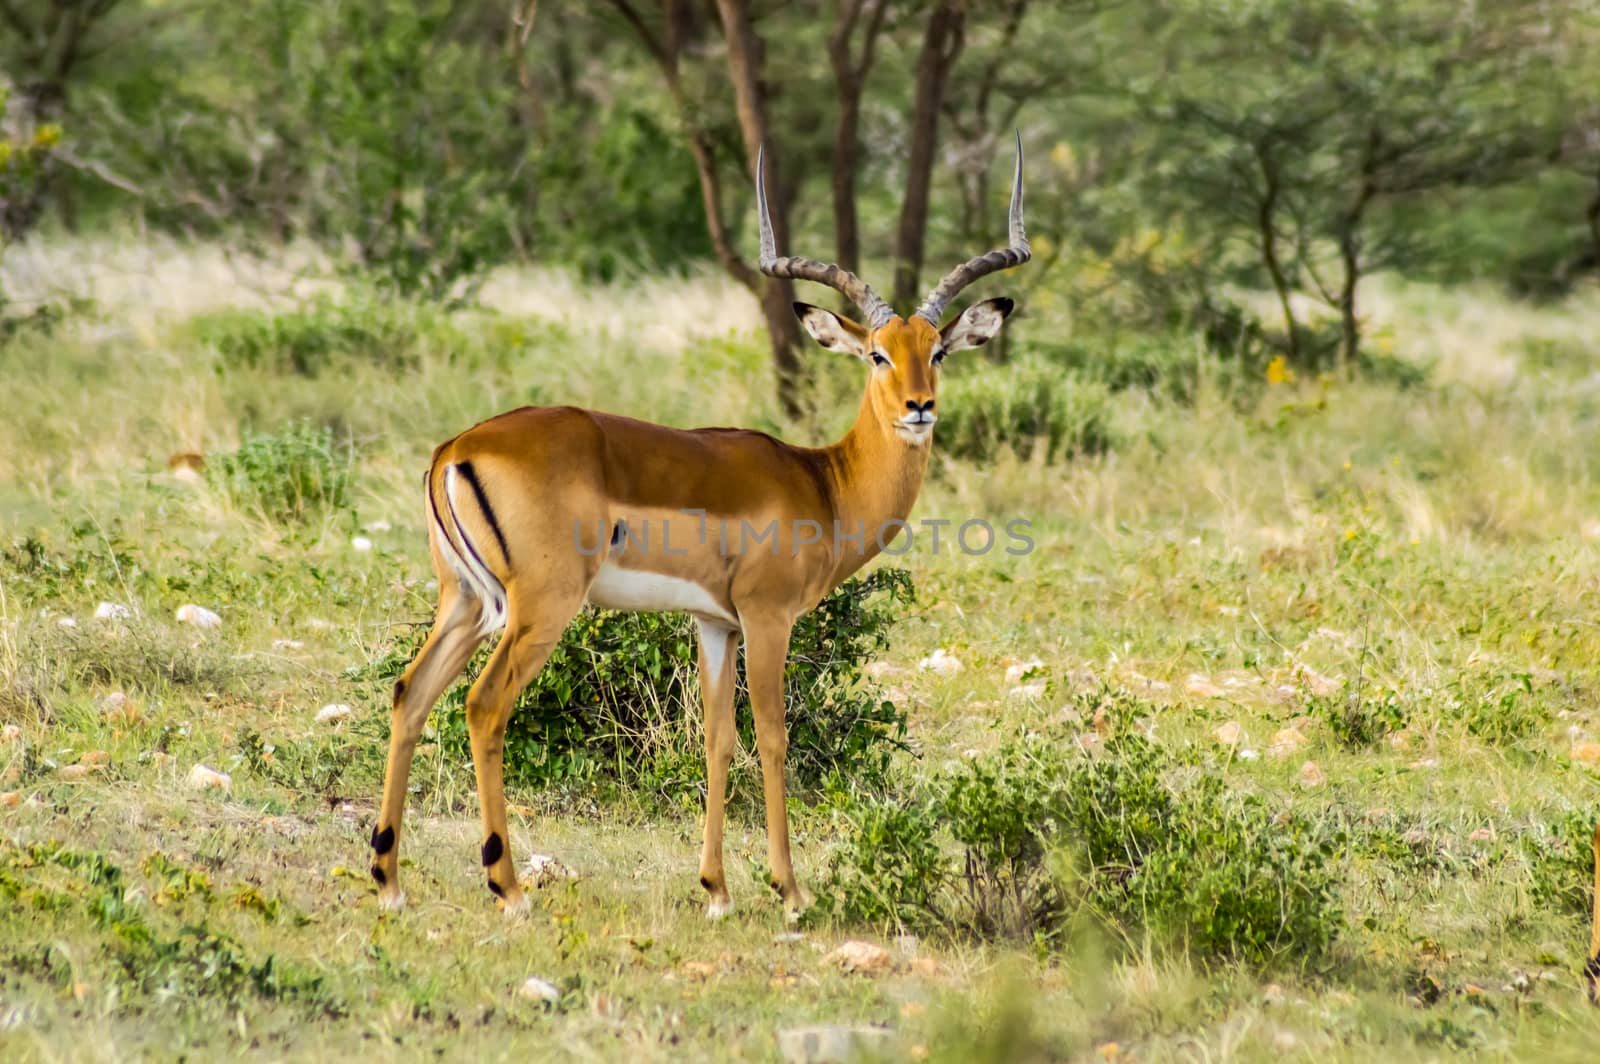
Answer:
[{"left": 3, "top": 236, "right": 1600, "bottom": 1059}]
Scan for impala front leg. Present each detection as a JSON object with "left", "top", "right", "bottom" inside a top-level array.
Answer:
[
  {"left": 696, "top": 620, "right": 741, "bottom": 918},
  {"left": 743, "top": 615, "right": 809, "bottom": 918}
]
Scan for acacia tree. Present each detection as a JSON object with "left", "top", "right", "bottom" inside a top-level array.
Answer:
[{"left": 1133, "top": 0, "right": 1567, "bottom": 369}]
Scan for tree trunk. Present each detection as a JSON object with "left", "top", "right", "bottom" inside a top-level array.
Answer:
[
  {"left": 605, "top": 0, "right": 799, "bottom": 414},
  {"left": 893, "top": 0, "right": 966, "bottom": 310},
  {"left": 1254, "top": 145, "right": 1299, "bottom": 365},
  {"left": 829, "top": 0, "right": 888, "bottom": 281},
  {"left": 715, "top": 0, "right": 804, "bottom": 412},
  {"left": 1587, "top": 167, "right": 1600, "bottom": 274}
]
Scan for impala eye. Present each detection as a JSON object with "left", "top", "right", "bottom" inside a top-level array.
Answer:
[{"left": 871, "top": 352, "right": 891, "bottom": 368}]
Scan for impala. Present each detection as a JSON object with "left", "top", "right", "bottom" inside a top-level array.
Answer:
[{"left": 370, "top": 136, "right": 1031, "bottom": 920}]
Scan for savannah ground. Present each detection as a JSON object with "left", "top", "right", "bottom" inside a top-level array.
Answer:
[{"left": 3, "top": 236, "right": 1600, "bottom": 1060}]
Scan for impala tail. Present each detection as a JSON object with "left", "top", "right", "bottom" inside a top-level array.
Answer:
[{"left": 427, "top": 454, "right": 509, "bottom": 638}]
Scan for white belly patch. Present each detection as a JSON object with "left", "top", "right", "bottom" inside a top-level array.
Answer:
[{"left": 587, "top": 563, "right": 738, "bottom": 626}]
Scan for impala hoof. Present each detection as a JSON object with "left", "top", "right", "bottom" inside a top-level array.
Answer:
[
  {"left": 783, "top": 886, "right": 814, "bottom": 923},
  {"left": 497, "top": 890, "right": 531, "bottom": 918},
  {"left": 706, "top": 896, "right": 735, "bottom": 921},
  {"left": 377, "top": 888, "right": 407, "bottom": 913}
]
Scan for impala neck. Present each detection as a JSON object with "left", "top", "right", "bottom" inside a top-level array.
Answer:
[{"left": 821, "top": 383, "right": 932, "bottom": 585}]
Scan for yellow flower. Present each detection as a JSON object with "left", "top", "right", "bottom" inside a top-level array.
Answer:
[
  {"left": 1345, "top": 529, "right": 1357, "bottom": 540},
  {"left": 0, "top": 142, "right": 11, "bottom": 170},
  {"left": 33, "top": 123, "right": 62, "bottom": 148},
  {"left": 1265, "top": 355, "right": 1295, "bottom": 385}
]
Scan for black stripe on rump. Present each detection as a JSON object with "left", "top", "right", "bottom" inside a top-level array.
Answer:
[
  {"left": 444, "top": 469, "right": 497, "bottom": 581},
  {"left": 427, "top": 464, "right": 458, "bottom": 555},
  {"left": 457, "top": 461, "right": 511, "bottom": 565}
]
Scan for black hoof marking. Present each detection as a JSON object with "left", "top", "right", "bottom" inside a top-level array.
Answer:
[
  {"left": 372, "top": 824, "right": 395, "bottom": 855},
  {"left": 393, "top": 678, "right": 407, "bottom": 702},
  {"left": 487, "top": 878, "right": 506, "bottom": 898},
  {"left": 371, "top": 864, "right": 387, "bottom": 886},
  {"left": 699, "top": 876, "right": 713, "bottom": 892},
  {"left": 482, "top": 832, "right": 504, "bottom": 867},
  {"left": 1586, "top": 955, "right": 1600, "bottom": 982}
]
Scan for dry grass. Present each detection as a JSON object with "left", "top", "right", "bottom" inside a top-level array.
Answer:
[{"left": 3, "top": 235, "right": 1600, "bottom": 1059}]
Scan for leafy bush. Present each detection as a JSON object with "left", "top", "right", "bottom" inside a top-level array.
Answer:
[
  {"left": 1307, "top": 685, "right": 1409, "bottom": 748},
  {"left": 1443, "top": 671, "right": 1547, "bottom": 746},
  {"left": 195, "top": 295, "right": 453, "bottom": 377},
  {"left": 937, "top": 359, "right": 1112, "bottom": 463},
  {"left": 1522, "top": 809, "right": 1595, "bottom": 919},
  {"left": 359, "top": 568, "right": 914, "bottom": 801},
  {"left": 818, "top": 693, "right": 1345, "bottom": 968},
  {"left": 207, "top": 424, "right": 350, "bottom": 523},
  {"left": 1030, "top": 334, "right": 1215, "bottom": 404}
]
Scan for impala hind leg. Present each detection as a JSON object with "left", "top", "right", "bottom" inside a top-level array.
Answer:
[
  {"left": 372, "top": 586, "right": 485, "bottom": 910},
  {"left": 695, "top": 620, "right": 741, "bottom": 919},
  {"left": 464, "top": 597, "right": 581, "bottom": 914},
  {"left": 743, "top": 615, "right": 810, "bottom": 918}
]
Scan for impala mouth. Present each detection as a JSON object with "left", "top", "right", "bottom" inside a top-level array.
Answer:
[{"left": 896, "top": 414, "right": 936, "bottom": 444}]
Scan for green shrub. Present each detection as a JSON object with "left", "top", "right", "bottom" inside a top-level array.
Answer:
[
  {"left": 1030, "top": 334, "right": 1213, "bottom": 404},
  {"left": 937, "top": 359, "right": 1112, "bottom": 463},
  {"left": 1307, "top": 684, "right": 1409, "bottom": 748},
  {"left": 195, "top": 295, "right": 451, "bottom": 378},
  {"left": 1443, "top": 671, "right": 1547, "bottom": 746},
  {"left": 207, "top": 424, "right": 350, "bottom": 523},
  {"left": 1522, "top": 809, "right": 1595, "bottom": 919},
  {"left": 818, "top": 693, "right": 1345, "bottom": 968},
  {"left": 359, "top": 568, "right": 914, "bottom": 801}
]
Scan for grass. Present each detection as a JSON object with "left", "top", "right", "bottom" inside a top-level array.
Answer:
[{"left": 3, "top": 231, "right": 1600, "bottom": 1059}]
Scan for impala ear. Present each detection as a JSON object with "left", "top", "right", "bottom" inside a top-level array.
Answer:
[
  {"left": 793, "top": 302, "right": 870, "bottom": 357},
  {"left": 939, "top": 297, "right": 1015, "bottom": 353}
]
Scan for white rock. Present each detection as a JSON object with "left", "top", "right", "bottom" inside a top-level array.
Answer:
[
  {"left": 1004, "top": 658, "right": 1044, "bottom": 684},
  {"left": 522, "top": 853, "right": 577, "bottom": 882},
  {"left": 315, "top": 703, "right": 353, "bottom": 724},
  {"left": 1298, "top": 760, "right": 1327, "bottom": 789},
  {"left": 864, "top": 661, "right": 907, "bottom": 681},
  {"left": 272, "top": 639, "right": 305, "bottom": 650},
  {"left": 1185, "top": 674, "right": 1226, "bottom": 699},
  {"left": 363, "top": 519, "right": 392, "bottom": 532},
  {"left": 778, "top": 1026, "right": 895, "bottom": 1064},
  {"left": 1237, "top": 748, "right": 1260, "bottom": 760},
  {"left": 826, "top": 940, "right": 895, "bottom": 974},
  {"left": 57, "top": 616, "right": 78, "bottom": 629},
  {"left": 917, "top": 648, "right": 963, "bottom": 676},
  {"left": 94, "top": 602, "right": 132, "bottom": 621},
  {"left": 519, "top": 976, "right": 561, "bottom": 1003},
  {"left": 1213, "top": 721, "right": 1243, "bottom": 747},
  {"left": 187, "top": 764, "right": 231, "bottom": 791},
  {"left": 175, "top": 603, "right": 222, "bottom": 629},
  {"left": 1007, "top": 683, "right": 1047, "bottom": 701},
  {"left": 350, "top": 536, "right": 374, "bottom": 552}
]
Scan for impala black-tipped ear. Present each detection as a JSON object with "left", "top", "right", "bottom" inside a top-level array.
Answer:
[
  {"left": 793, "top": 301, "right": 870, "bottom": 358},
  {"left": 939, "top": 297, "right": 1015, "bottom": 352}
]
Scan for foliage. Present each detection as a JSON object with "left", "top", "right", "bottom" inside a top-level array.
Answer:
[
  {"left": 1522, "top": 809, "right": 1596, "bottom": 919},
  {"left": 206, "top": 424, "right": 351, "bottom": 523},
  {"left": 1307, "top": 684, "right": 1409, "bottom": 748},
  {"left": 194, "top": 294, "right": 454, "bottom": 377},
  {"left": 359, "top": 568, "right": 915, "bottom": 801},
  {"left": 818, "top": 692, "right": 1345, "bottom": 968},
  {"left": 936, "top": 359, "right": 1113, "bottom": 464}
]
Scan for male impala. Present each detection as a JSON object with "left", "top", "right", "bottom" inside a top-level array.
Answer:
[{"left": 370, "top": 137, "right": 1031, "bottom": 919}]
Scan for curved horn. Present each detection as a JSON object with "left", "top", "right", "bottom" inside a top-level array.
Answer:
[
  {"left": 757, "top": 147, "right": 894, "bottom": 329},
  {"left": 913, "top": 130, "right": 1031, "bottom": 324}
]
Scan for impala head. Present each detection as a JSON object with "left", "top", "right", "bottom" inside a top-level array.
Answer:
[{"left": 757, "top": 133, "right": 1030, "bottom": 446}]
